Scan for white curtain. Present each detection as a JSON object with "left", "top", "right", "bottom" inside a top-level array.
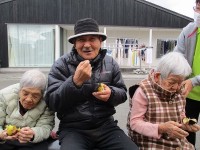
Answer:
[{"left": 7, "top": 24, "right": 55, "bottom": 67}]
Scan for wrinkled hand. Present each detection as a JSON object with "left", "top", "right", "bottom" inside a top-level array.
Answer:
[
  {"left": 17, "top": 127, "right": 35, "bottom": 143},
  {"left": 181, "top": 79, "right": 193, "bottom": 98},
  {"left": 158, "top": 121, "right": 189, "bottom": 139},
  {"left": 73, "top": 60, "right": 92, "bottom": 87},
  {"left": 0, "top": 130, "right": 18, "bottom": 141},
  {"left": 92, "top": 83, "right": 111, "bottom": 102},
  {"left": 182, "top": 123, "right": 200, "bottom": 133}
]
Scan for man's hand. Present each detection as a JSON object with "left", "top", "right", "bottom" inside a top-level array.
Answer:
[
  {"left": 92, "top": 83, "right": 111, "bottom": 102},
  {"left": 158, "top": 121, "right": 189, "bottom": 139},
  {"left": 73, "top": 60, "right": 92, "bottom": 87},
  {"left": 17, "top": 127, "right": 35, "bottom": 143},
  {"left": 181, "top": 79, "right": 193, "bottom": 98}
]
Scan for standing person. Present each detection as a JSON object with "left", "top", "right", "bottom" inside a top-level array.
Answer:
[
  {"left": 174, "top": 0, "right": 200, "bottom": 146},
  {"left": 0, "top": 69, "right": 55, "bottom": 150},
  {"left": 128, "top": 52, "right": 200, "bottom": 150},
  {"left": 45, "top": 18, "right": 138, "bottom": 150}
]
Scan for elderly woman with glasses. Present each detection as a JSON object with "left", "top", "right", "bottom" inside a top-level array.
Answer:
[
  {"left": 0, "top": 69, "right": 54, "bottom": 150},
  {"left": 128, "top": 52, "right": 200, "bottom": 150}
]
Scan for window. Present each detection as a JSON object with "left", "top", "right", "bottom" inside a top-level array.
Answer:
[
  {"left": 156, "top": 39, "right": 177, "bottom": 58},
  {"left": 7, "top": 24, "right": 55, "bottom": 67}
]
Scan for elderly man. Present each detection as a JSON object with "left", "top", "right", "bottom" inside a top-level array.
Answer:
[
  {"left": 45, "top": 18, "right": 138, "bottom": 150},
  {"left": 0, "top": 69, "right": 54, "bottom": 150},
  {"left": 127, "top": 52, "right": 200, "bottom": 150}
]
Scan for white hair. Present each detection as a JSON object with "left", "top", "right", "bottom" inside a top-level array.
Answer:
[
  {"left": 155, "top": 52, "right": 192, "bottom": 79},
  {"left": 20, "top": 69, "right": 47, "bottom": 93}
]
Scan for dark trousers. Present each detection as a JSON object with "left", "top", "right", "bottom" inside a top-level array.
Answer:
[
  {"left": 0, "top": 140, "right": 48, "bottom": 150},
  {"left": 58, "top": 119, "right": 138, "bottom": 150},
  {"left": 185, "top": 98, "right": 200, "bottom": 146}
]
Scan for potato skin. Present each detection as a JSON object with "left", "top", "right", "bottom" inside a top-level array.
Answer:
[
  {"left": 5, "top": 125, "right": 20, "bottom": 136},
  {"left": 97, "top": 83, "right": 104, "bottom": 92},
  {"left": 183, "top": 117, "right": 197, "bottom": 125}
]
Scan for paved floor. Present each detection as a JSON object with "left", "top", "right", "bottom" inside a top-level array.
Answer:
[{"left": 0, "top": 70, "right": 199, "bottom": 149}]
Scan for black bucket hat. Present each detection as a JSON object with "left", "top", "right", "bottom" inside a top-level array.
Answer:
[{"left": 68, "top": 18, "right": 107, "bottom": 44}]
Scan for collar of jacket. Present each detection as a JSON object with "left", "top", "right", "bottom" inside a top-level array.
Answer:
[
  {"left": 146, "top": 69, "right": 181, "bottom": 99},
  {"left": 187, "top": 27, "right": 198, "bottom": 38}
]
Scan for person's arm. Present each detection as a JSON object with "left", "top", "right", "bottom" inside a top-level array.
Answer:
[
  {"left": 0, "top": 84, "right": 20, "bottom": 141},
  {"left": 190, "top": 75, "right": 200, "bottom": 86},
  {"left": 45, "top": 57, "right": 87, "bottom": 112},
  {"left": 0, "top": 93, "right": 7, "bottom": 142},
  {"left": 174, "top": 23, "right": 197, "bottom": 56},
  {"left": 29, "top": 105, "right": 55, "bottom": 143},
  {"left": 130, "top": 87, "right": 160, "bottom": 139},
  {"left": 174, "top": 29, "right": 186, "bottom": 55},
  {"left": 0, "top": 94, "right": 6, "bottom": 134},
  {"left": 183, "top": 75, "right": 200, "bottom": 97},
  {"left": 105, "top": 59, "right": 127, "bottom": 106},
  {"left": 175, "top": 28, "right": 200, "bottom": 97},
  {"left": 0, "top": 84, "right": 19, "bottom": 134},
  {"left": 174, "top": 24, "right": 200, "bottom": 91}
]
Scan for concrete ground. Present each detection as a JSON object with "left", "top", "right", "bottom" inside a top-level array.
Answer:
[{"left": 0, "top": 69, "right": 199, "bottom": 149}]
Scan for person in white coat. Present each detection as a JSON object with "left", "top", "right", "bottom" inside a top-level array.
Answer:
[{"left": 0, "top": 69, "right": 54, "bottom": 150}]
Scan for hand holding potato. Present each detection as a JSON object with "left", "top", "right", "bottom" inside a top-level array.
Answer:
[
  {"left": 5, "top": 125, "right": 20, "bottom": 136},
  {"left": 0, "top": 129, "right": 18, "bottom": 141},
  {"left": 93, "top": 83, "right": 111, "bottom": 102},
  {"left": 158, "top": 121, "right": 189, "bottom": 139},
  {"left": 182, "top": 117, "right": 200, "bottom": 132}
]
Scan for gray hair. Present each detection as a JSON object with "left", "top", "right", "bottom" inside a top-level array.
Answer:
[
  {"left": 155, "top": 52, "right": 192, "bottom": 79},
  {"left": 20, "top": 69, "right": 47, "bottom": 93}
]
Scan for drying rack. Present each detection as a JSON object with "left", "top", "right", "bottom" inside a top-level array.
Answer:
[{"left": 133, "top": 46, "right": 153, "bottom": 74}]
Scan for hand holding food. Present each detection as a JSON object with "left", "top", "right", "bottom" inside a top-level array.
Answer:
[
  {"left": 5, "top": 125, "right": 20, "bottom": 136},
  {"left": 182, "top": 117, "right": 200, "bottom": 133},
  {"left": 183, "top": 117, "right": 197, "bottom": 125},
  {"left": 93, "top": 83, "right": 111, "bottom": 102},
  {"left": 0, "top": 125, "right": 20, "bottom": 141},
  {"left": 73, "top": 60, "right": 92, "bottom": 86},
  {"left": 97, "top": 83, "right": 105, "bottom": 92},
  {"left": 158, "top": 121, "right": 188, "bottom": 139},
  {"left": 17, "top": 127, "right": 35, "bottom": 143}
]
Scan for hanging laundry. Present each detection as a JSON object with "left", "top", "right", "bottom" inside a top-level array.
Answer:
[{"left": 156, "top": 39, "right": 177, "bottom": 58}]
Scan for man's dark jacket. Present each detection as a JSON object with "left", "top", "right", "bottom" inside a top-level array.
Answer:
[{"left": 45, "top": 48, "right": 127, "bottom": 130}]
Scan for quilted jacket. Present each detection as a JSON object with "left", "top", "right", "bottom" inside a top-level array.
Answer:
[
  {"left": 0, "top": 83, "right": 55, "bottom": 143},
  {"left": 45, "top": 48, "right": 127, "bottom": 130}
]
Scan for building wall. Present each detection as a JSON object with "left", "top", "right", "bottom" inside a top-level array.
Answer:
[{"left": 0, "top": 24, "right": 8, "bottom": 67}]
